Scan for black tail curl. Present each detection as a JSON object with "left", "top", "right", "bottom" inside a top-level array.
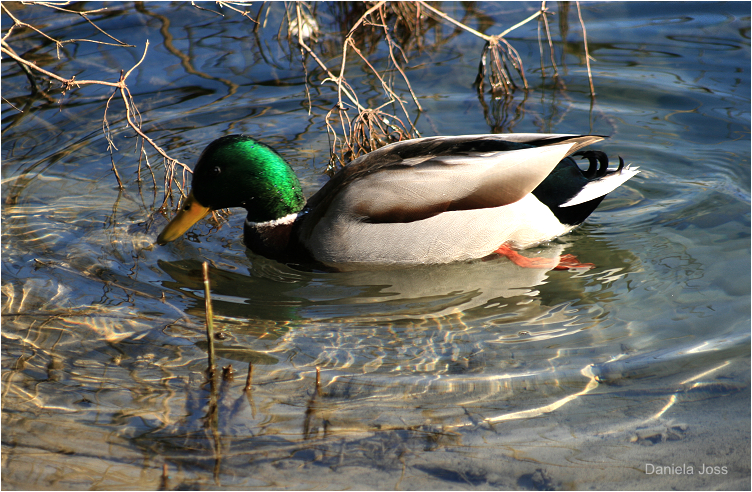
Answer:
[{"left": 573, "top": 151, "right": 625, "bottom": 179}]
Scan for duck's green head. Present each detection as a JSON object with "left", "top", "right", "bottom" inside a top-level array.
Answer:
[{"left": 156, "top": 135, "right": 306, "bottom": 245}]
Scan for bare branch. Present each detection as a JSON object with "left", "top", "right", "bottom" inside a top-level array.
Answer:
[
  {"left": 377, "top": 4, "right": 423, "bottom": 113},
  {"left": 576, "top": 1, "right": 596, "bottom": 96},
  {"left": 295, "top": 3, "right": 313, "bottom": 114},
  {"left": 1, "top": 44, "right": 121, "bottom": 88},
  {"left": 4, "top": 3, "right": 134, "bottom": 51},
  {"left": 2, "top": 96, "right": 23, "bottom": 112},
  {"left": 417, "top": 1, "right": 492, "bottom": 42},
  {"left": 2, "top": 37, "right": 191, "bottom": 192},
  {"left": 216, "top": 1, "right": 258, "bottom": 22},
  {"left": 499, "top": 10, "right": 542, "bottom": 38},
  {"left": 539, "top": 1, "right": 559, "bottom": 78},
  {"left": 345, "top": 1, "right": 386, "bottom": 38}
]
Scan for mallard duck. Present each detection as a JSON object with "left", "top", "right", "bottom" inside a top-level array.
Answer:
[{"left": 156, "top": 133, "right": 638, "bottom": 271}]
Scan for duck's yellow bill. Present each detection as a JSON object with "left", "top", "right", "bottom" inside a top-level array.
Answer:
[{"left": 156, "top": 191, "right": 211, "bottom": 245}]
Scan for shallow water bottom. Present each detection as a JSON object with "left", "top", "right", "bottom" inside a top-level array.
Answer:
[
  {"left": 3, "top": 391, "right": 749, "bottom": 490},
  {"left": 2, "top": 310, "right": 749, "bottom": 491}
]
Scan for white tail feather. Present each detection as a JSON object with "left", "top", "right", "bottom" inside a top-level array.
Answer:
[{"left": 560, "top": 165, "right": 640, "bottom": 207}]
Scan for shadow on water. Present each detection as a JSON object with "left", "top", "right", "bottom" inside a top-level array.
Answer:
[{"left": 158, "top": 239, "right": 638, "bottom": 321}]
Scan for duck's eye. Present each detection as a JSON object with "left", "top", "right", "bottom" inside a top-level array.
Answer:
[{"left": 211, "top": 166, "right": 222, "bottom": 176}]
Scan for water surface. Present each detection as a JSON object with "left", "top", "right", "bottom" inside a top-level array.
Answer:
[{"left": 2, "top": 2, "right": 749, "bottom": 490}]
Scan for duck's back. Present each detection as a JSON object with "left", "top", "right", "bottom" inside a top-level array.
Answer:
[{"left": 295, "top": 134, "right": 633, "bottom": 270}]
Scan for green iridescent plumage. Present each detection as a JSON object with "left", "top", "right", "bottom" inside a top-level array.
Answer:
[{"left": 191, "top": 136, "right": 305, "bottom": 222}]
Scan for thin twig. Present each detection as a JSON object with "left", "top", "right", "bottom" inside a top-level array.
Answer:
[
  {"left": 103, "top": 81, "right": 123, "bottom": 189},
  {"left": 3, "top": 3, "right": 198, "bottom": 209},
  {"left": 244, "top": 362, "right": 253, "bottom": 391},
  {"left": 537, "top": 8, "right": 546, "bottom": 78},
  {"left": 378, "top": 4, "right": 423, "bottom": 112},
  {"left": 417, "top": 1, "right": 492, "bottom": 42},
  {"left": 4, "top": 3, "right": 134, "bottom": 51},
  {"left": 331, "top": 1, "right": 386, "bottom": 112},
  {"left": 345, "top": 1, "right": 386, "bottom": 38},
  {"left": 114, "top": 43, "right": 192, "bottom": 178},
  {"left": 576, "top": 1, "right": 595, "bottom": 96},
  {"left": 499, "top": 10, "right": 542, "bottom": 38},
  {"left": 418, "top": 1, "right": 540, "bottom": 96},
  {"left": 216, "top": 1, "right": 258, "bottom": 23},
  {"left": 2, "top": 97, "right": 22, "bottom": 112},
  {"left": 1, "top": 40, "right": 48, "bottom": 97},
  {"left": 297, "top": 33, "right": 363, "bottom": 111},
  {"left": 2, "top": 38, "right": 190, "bottom": 185},
  {"left": 347, "top": 39, "right": 411, "bottom": 126},
  {"left": 540, "top": 1, "right": 559, "bottom": 78},
  {"left": 202, "top": 262, "right": 216, "bottom": 376},
  {"left": 295, "top": 3, "right": 313, "bottom": 114},
  {"left": 1, "top": 44, "right": 116, "bottom": 87},
  {"left": 191, "top": 1, "right": 225, "bottom": 17}
]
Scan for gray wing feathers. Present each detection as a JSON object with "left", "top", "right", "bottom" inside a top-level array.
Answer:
[{"left": 340, "top": 142, "right": 577, "bottom": 222}]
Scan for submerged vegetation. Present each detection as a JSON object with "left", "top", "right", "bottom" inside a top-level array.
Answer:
[{"left": 2, "top": 1, "right": 596, "bottom": 217}]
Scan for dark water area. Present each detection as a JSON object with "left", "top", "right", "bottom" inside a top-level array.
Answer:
[{"left": 2, "top": 2, "right": 749, "bottom": 490}]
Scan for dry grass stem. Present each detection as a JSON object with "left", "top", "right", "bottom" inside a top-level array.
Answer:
[
  {"left": 244, "top": 362, "right": 253, "bottom": 391},
  {"left": 377, "top": 4, "right": 422, "bottom": 112},
  {"left": 202, "top": 262, "right": 216, "bottom": 376},
  {"left": 3, "top": 3, "right": 134, "bottom": 56},
  {"left": 538, "top": 1, "right": 560, "bottom": 79},
  {"left": 2, "top": 32, "right": 191, "bottom": 207},
  {"left": 416, "top": 1, "right": 492, "bottom": 41},
  {"left": 576, "top": 1, "right": 596, "bottom": 96},
  {"left": 29, "top": 1, "right": 134, "bottom": 47}
]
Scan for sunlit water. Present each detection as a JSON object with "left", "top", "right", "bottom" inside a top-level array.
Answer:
[{"left": 2, "top": 2, "right": 749, "bottom": 490}]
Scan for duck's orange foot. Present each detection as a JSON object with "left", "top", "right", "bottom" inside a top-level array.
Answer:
[{"left": 494, "top": 244, "right": 595, "bottom": 271}]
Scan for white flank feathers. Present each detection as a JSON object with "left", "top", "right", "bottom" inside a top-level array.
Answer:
[{"left": 560, "top": 165, "right": 640, "bottom": 207}]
